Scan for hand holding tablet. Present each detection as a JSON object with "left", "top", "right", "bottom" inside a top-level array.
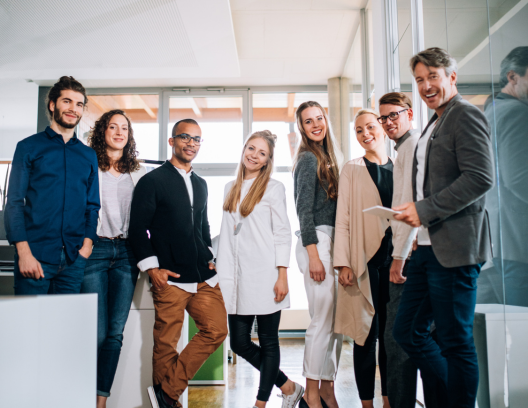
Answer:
[{"left": 362, "top": 205, "right": 402, "bottom": 221}]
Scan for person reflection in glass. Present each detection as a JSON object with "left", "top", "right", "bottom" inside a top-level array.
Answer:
[{"left": 483, "top": 46, "right": 528, "bottom": 307}]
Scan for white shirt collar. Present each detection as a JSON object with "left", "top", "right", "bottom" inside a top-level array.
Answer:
[{"left": 173, "top": 165, "right": 193, "bottom": 177}]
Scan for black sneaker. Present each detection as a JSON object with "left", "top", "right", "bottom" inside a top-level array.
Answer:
[{"left": 148, "top": 384, "right": 176, "bottom": 408}]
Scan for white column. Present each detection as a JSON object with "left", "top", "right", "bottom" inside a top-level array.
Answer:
[{"left": 328, "top": 77, "right": 351, "bottom": 161}]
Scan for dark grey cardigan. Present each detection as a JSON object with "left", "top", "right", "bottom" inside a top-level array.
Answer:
[
  {"left": 128, "top": 161, "right": 215, "bottom": 283},
  {"left": 294, "top": 150, "right": 337, "bottom": 247}
]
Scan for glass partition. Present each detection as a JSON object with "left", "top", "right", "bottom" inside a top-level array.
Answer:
[{"left": 420, "top": 0, "right": 528, "bottom": 406}]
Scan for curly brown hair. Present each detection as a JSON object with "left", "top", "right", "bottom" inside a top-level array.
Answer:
[{"left": 88, "top": 109, "right": 140, "bottom": 173}]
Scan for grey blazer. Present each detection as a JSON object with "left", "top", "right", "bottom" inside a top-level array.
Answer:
[{"left": 412, "top": 94, "right": 494, "bottom": 268}]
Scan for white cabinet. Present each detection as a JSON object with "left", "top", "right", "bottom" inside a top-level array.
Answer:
[
  {"left": 108, "top": 273, "right": 188, "bottom": 408},
  {"left": 474, "top": 304, "right": 528, "bottom": 408},
  {"left": 0, "top": 294, "right": 97, "bottom": 408}
]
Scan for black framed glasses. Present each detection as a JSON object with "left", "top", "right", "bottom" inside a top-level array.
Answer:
[
  {"left": 377, "top": 109, "right": 409, "bottom": 124},
  {"left": 173, "top": 133, "right": 203, "bottom": 145}
]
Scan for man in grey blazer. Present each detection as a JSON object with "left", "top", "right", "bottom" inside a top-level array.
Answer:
[{"left": 392, "top": 48, "right": 494, "bottom": 408}]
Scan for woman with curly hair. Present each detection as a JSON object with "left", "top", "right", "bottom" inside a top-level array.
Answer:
[{"left": 81, "top": 109, "right": 146, "bottom": 408}]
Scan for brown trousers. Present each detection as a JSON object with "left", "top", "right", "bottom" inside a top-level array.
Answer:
[{"left": 152, "top": 282, "right": 228, "bottom": 401}]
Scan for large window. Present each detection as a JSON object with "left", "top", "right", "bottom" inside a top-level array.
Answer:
[
  {"left": 166, "top": 96, "right": 244, "bottom": 163},
  {"left": 80, "top": 94, "right": 159, "bottom": 160}
]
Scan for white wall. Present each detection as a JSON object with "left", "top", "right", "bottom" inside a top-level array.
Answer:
[{"left": 0, "top": 79, "right": 39, "bottom": 160}]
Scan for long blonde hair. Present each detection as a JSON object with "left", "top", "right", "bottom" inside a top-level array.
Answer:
[
  {"left": 293, "top": 101, "right": 341, "bottom": 201},
  {"left": 223, "top": 130, "right": 277, "bottom": 217}
]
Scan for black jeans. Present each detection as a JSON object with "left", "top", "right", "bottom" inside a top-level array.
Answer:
[
  {"left": 228, "top": 311, "right": 288, "bottom": 401},
  {"left": 353, "top": 232, "right": 391, "bottom": 401}
]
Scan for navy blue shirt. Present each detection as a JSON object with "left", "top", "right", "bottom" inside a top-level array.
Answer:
[{"left": 5, "top": 126, "right": 100, "bottom": 264}]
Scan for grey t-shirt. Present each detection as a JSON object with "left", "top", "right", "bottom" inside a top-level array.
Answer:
[{"left": 99, "top": 171, "right": 135, "bottom": 238}]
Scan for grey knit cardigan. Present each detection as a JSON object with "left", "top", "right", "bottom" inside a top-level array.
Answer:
[{"left": 293, "top": 150, "right": 337, "bottom": 247}]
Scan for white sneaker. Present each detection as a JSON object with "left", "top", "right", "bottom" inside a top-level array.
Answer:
[{"left": 278, "top": 382, "right": 304, "bottom": 408}]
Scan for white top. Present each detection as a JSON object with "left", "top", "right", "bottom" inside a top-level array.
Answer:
[
  {"left": 137, "top": 165, "right": 218, "bottom": 294},
  {"left": 391, "top": 129, "right": 420, "bottom": 259},
  {"left": 216, "top": 177, "right": 292, "bottom": 315},
  {"left": 98, "top": 171, "right": 135, "bottom": 238},
  {"left": 415, "top": 121, "right": 437, "bottom": 245},
  {"left": 96, "top": 166, "right": 146, "bottom": 235}
]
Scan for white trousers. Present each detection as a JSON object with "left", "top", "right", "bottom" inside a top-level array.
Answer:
[{"left": 296, "top": 231, "right": 343, "bottom": 381}]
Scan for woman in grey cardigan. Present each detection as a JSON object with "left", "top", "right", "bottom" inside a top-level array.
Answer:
[{"left": 293, "top": 101, "right": 343, "bottom": 408}]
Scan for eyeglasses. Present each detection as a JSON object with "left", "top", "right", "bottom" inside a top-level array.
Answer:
[
  {"left": 377, "top": 109, "right": 409, "bottom": 124},
  {"left": 173, "top": 133, "right": 203, "bottom": 145}
]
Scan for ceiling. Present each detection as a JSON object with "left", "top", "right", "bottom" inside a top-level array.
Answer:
[
  {"left": 0, "top": 0, "right": 520, "bottom": 89},
  {"left": 0, "top": 0, "right": 367, "bottom": 88}
]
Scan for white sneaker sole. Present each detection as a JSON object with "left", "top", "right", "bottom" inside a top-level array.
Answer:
[{"left": 148, "top": 386, "right": 160, "bottom": 408}]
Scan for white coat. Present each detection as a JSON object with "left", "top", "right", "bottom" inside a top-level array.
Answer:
[{"left": 216, "top": 177, "right": 292, "bottom": 315}]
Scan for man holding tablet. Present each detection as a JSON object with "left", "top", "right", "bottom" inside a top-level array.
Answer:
[{"left": 392, "top": 48, "right": 494, "bottom": 408}]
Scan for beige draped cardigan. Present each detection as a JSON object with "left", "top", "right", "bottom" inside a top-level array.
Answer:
[{"left": 333, "top": 157, "right": 389, "bottom": 346}]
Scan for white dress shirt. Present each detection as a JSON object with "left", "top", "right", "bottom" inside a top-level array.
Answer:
[
  {"left": 216, "top": 177, "right": 292, "bottom": 315},
  {"left": 415, "top": 120, "right": 437, "bottom": 245},
  {"left": 137, "top": 165, "right": 217, "bottom": 293}
]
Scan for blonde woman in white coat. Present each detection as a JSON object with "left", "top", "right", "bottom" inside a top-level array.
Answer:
[
  {"left": 216, "top": 130, "right": 304, "bottom": 408},
  {"left": 80, "top": 109, "right": 145, "bottom": 408}
]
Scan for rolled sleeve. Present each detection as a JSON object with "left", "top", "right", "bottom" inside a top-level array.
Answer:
[{"left": 138, "top": 256, "right": 159, "bottom": 272}]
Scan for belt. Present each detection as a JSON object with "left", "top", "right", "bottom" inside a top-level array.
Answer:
[{"left": 98, "top": 235, "right": 127, "bottom": 240}]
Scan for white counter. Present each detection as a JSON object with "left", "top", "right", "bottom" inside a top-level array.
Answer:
[{"left": 0, "top": 294, "right": 97, "bottom": 408}]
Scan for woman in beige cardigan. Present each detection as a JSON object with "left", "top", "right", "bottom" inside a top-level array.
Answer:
[{"left": 334, "top": 109, "right": 393, "bottom": 408}]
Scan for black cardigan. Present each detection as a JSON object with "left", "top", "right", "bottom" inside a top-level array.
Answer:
[{"left": 128, "top": 161, "right": 215, "bottom": 283}]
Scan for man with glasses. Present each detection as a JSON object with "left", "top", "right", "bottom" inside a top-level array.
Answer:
[
  {"left": 378, "top": 93, "right": 439, "bottom": 408},
  {"left": 128, "top": 119, "right": 228, "bottom": 408}
]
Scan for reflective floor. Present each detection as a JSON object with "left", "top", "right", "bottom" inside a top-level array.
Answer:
[{"left": 188, "top": 339, "right": 385, "bottom": 408}]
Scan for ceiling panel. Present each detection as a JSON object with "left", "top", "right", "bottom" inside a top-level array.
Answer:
[{"left": 0, "top": 0, "right": 239, "bottom": 81}]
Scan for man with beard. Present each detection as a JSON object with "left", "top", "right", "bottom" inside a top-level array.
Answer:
[
  {"left": 482, "top": 47, "right": 528, "bottom": 307},
  {"left": 5, "top": 76, "right": 100, "bottom": 295},
  {"left": 128, "top": 119, "right": 227, "bottom": 408}
]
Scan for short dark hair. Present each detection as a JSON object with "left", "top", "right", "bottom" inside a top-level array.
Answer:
[
  {"left": 379, "top": 92, "right": 412, "bottom": 109},
  {"left": 45, "top": 76, "right": 87, "bottom": 120},
  {"left": 410, "top": 47, "right": 457, "bottom": 77},
  {"left": 172, "top": 118, "right": 199, "bottom": 137},
  {"left": 500, "top": 47, "right": 528, "bottom": 88}
]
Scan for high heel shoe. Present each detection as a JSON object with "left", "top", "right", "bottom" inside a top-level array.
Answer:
[{"left": 299, "top": 397, "right": 330, "bottom": 408}]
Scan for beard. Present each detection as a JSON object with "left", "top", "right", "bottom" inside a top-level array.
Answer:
[{"left": 53, "top": 108, "right": 82, "bottom": 129}]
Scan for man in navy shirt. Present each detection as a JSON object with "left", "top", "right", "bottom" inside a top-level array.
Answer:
[{"left": 5, "top": 76, "right": 100, "bottom": 295}]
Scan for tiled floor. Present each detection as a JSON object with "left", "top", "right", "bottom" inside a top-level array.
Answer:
[{"left": 188, "top": 338, "right": 385, "bottom": 408}]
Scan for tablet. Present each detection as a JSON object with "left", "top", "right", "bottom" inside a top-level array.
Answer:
[{"left": 363, "top": 205, "right": 402, "bottom": 221}]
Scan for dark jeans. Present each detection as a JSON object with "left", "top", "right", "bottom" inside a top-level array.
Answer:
[
  {"left": 80, "top": 238, "right": 139, "bottom": 397},
  {"left": 353, "top": 259, "right": 389, "bottom": 400},
  {"left": 393, "top": 246, "right": 481, "bottom": 408},
  {"left": 228, "top": 311, "right": 288, "bottom": 402},
  {"left": 385, "top": 276, "right": 440, "bottom": 408},
  {"left": 14, "top": 247, "right": 87, "bottom": 294}
]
